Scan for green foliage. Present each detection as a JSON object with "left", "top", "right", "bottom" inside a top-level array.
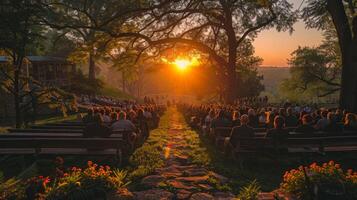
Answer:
[
  {"left": 100, "top": 85, "right": 135, "bottom": 100},
  {"left": 280, "top": 31, "right": 341, "bottom": 103},
  {"left": 46, "top": 161, "right": 129, "bottom": 200},
  {"left": 68, "top": 70, "right": 104, "bottom": 95},
  {"left": 280, "top": 161, "right": 357, "bottom": 200},
  {"left": 237, "top": 180, "right": 261, "bottom": 200}
]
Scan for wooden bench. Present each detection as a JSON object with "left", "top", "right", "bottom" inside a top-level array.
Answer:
[
  {"left": 232, "top": 135, "right": 357, "bottom": 156},
  {"left": 0, "top": 133, "right": 123, "bottom": 138},
  {"left": 211, "top": 127, "right": 356, "bottom": 148},
  {"left": 0, "top": 137, "right": 125, "bottom": 164},
  {"left": 30, "top": 125, "right": 84, "bottom": 130},
  {"left": 8, "top": 128, "right": 83, "bottom": 133}
]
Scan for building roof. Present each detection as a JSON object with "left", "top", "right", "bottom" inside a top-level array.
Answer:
[
  {"left": 0, "top": 56, "right": 9, "bottom": 63},
  {"left": 0, "top": 56, "right": 71, "bottom": 64},
  {"left": 26, "top": 56, "right": 69, "bottom": 63}
]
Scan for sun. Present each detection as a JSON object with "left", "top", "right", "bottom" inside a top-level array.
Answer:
[{"left": 174, "top": 59, "right": 191, "bottom": 71}]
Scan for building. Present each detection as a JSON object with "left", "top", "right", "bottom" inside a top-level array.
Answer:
[
  {"left": 0, "top": 56, "right": 76, "bottom": 122},
  {"left": 0, "top": 55, "right": 75, "bottom": 87}
]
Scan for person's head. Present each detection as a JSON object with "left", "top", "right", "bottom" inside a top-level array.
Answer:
[
  {"left": 267, "top": 111, "right": 275, "bottom": 124},
  {"left": 217, "top": 110, "right": 225, "bottom": 119},
  {"left": 100, "top": 109, "right": 105, "bottom": 115},
  {"left": 260, "top": 111, "right": 266, "bottom": 117},
  {"left": 87, "top": 108, "right": 94, "bottom": 115},
  {"left": 240, "top": 114, "right": 249, "bottom": 125},
  {"left": 118, "top": 111, "right": 126, "bottom": 120},
  {"left": 248, "top": 109, "right": 255, "bottom": 116},
  {"left": 345, "top": 113, "right": 357, "bottom": 125},
  {"left": 287, "top": 107, "right": 293, "bottom": 115},
  {"left": 128, "top": 110, "right": 136, "bottom": 119},
  {"left": 279, "top": 108, "right": 286, "bottom": 117},
  {"left": 321, "top": 110, "right": 328, "bottom": 118},
  {"left": 327, "top": 112, "right": 335, "bottom": 121},
  {"left": 302, "top": 114, "right": 313, "bottom": 125},
  {"left": 110, "top": 112, "right": 118, "bottom": 121},
  {"left": 137, "top": 109, "right": 144, "bottom": 117},
  {"left": 232, "top": 111, "right": 240, "bottom": 121},
  {"left": 209, "top": 109, "right": 215, "bottom": 117},
  {"left": 274, "top": 116, "right": 285, "bottom": 129}
]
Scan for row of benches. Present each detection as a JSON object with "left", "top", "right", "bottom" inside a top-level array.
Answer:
[
  {"left": 0, "top": 121, "right": 143, "bottom": 165},
  {"left": 201, "top": 126, "right": 357, "bottom": 155}
]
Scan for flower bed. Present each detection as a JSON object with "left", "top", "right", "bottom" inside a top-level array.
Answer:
[
  {"left": 0, "top": 160, "right": 129, "bottom": 200},
  {"left": 280, "top": 161, "right": 357, "bottom": 200}
]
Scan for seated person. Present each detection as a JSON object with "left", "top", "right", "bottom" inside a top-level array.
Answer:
[
  {"left": 265, "top": 116, "right": 289, "bottom": 149},
  {"left": 111, "top": 111, "right": 137, "bottom": 132},
  {"left": 111, "top": 111, "right": 137, "bottom": 145},
  {"left": 229, "top": 114, "right": 255, "bottom": 148},
  {"left": 232, "top": 111, "right": 241, "bottom": 127},
  {"left": 204, "top": 110, "right": 216, "bottom": 128},
  {"left": 247, "top": 109, "right": 259, "bottom": 128},
  {"left": 314, "top": 110, "right": 329, "bottom": 131},
  {"left": 83, "top": 114, "right": 111, "bottom": 137},
  {"left": 325, "top": 112, "right": 343, "bottom": 133},
  {"left": 344, "top": 113, "right": 357, "bottom": 132},
  {"left": 285, "top": 107, "right": 298, "bottom": 127},
  {"left": 82, "top": 108, "right": 95, "bottom": 123},
  {"left": 294, "top": 114, "right": 315, "bottom": 134},
  {"left": 211, "top": 110, "right": 232, "bottom": 128}
]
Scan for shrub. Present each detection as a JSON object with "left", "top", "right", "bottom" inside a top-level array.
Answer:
[
  {"left": 237, "top": 179, "right": 261, "bottom": 200},
  {"left": 45, "top": 161, "right": 129, "bottom": 200},
  {"left": 280, "top": 161, "right": 357, "bottom": 200}
]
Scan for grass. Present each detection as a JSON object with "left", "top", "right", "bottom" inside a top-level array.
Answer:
[
  {"left": 100, "top": 85, "right": 136, "bottom": 100},
  {"left": 34, "top": 114, "right": 78, "bottom": 125},
  {"left": 0, "top": 127, "right": 9, "bottom": 133},
  {"left": 127, "top": 107, "right": 171, "bottom": 182}
]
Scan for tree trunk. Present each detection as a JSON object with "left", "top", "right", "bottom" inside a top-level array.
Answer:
[
  {"left": 14, "top": 70, "right": 21, "bottom": 128},
  {"left": 225, "top": 33, "right": 238, "bottom": 103},
  {"left": 222, "top": 3, "right": 238, "bottom": 104},
  {"left": 88, "top": 51, "right": 96, "bottom": 80},
  {"left": 327, "top": 0, "right": 357, "bottom": 112},
  {"left": 122, "top": 71, "right": 126, "bottom": 93},
  {"left": 13, "top": 56, "right": 23, "bottom": 128}
]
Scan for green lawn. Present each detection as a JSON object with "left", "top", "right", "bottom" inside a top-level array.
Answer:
[{"left": 34, "top": 114, "right": 78, "bottom": 125}]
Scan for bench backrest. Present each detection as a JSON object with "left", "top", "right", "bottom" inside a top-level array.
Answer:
[
  {"left": 0, "top": 138, "right": 124, "bottom": 149},
  {"left": 233, "top": 136, "right": 357, "bottom": 149}
]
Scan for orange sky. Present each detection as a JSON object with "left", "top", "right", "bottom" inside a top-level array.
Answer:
[{"left": 253, "top": 0, "right": 324, "bottom": 67}]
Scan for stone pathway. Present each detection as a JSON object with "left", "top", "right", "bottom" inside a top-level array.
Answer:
[{"left": 128, "top": 108, "right": 235, "bottom": 200}]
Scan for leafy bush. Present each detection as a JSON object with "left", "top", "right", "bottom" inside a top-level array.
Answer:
[
  {"left": 46, "top": 161, "right": 129, "bottom": 200},
  {"left": 280, "top": 161, "right": 357, "bottom": 200},
  {"left": 237, "top": 179, "right": 261, "bottom": 200}
]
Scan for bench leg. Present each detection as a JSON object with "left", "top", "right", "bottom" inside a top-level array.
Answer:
[{"left": 116, "top": 149, "right": 122, "bottom": 167}]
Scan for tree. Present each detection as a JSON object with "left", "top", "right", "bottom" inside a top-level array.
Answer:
[
  {"left": 302, "top": 0, "right": 357, "bottom": 111},
  {"left": 0, "top": 1, "right": 75, "bottom": 127},
  {"left": 280, "top": 45, "right": 341, "bottom": 102},
  {"left": 125, "top": 0, "right": 296, "bottom": 102},
  {"left": 0, "top": 0, "right": 44, "bottom": 127},
  {"left": 40, "top": 0, "right": 165, "bottom": 80},
  {"left": 41, "top": 0, "right": 296, "bottom": 102}
]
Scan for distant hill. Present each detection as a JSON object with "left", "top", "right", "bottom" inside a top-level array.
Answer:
[{"left": 258, "top": 66, "right": 290, "bottom": 93}]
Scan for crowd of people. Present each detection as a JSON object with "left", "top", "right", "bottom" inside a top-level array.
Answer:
[
  {"left": 180, "top": 102, "right": 357, "bottom": 151},
  {"left": 79, "top": 99, "right": 165, "bottom": 146},
  {"left": 79, "top": 95, "right": 137, "bottom": 107}
]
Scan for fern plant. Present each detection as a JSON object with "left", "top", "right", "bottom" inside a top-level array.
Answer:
[{"left": 237, "top": 179, "right": 261, "bottom": 200}]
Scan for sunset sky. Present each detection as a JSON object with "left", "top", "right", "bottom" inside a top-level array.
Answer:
[{"left": 253, "top": 0, "right": 324, "bottom": 67}]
